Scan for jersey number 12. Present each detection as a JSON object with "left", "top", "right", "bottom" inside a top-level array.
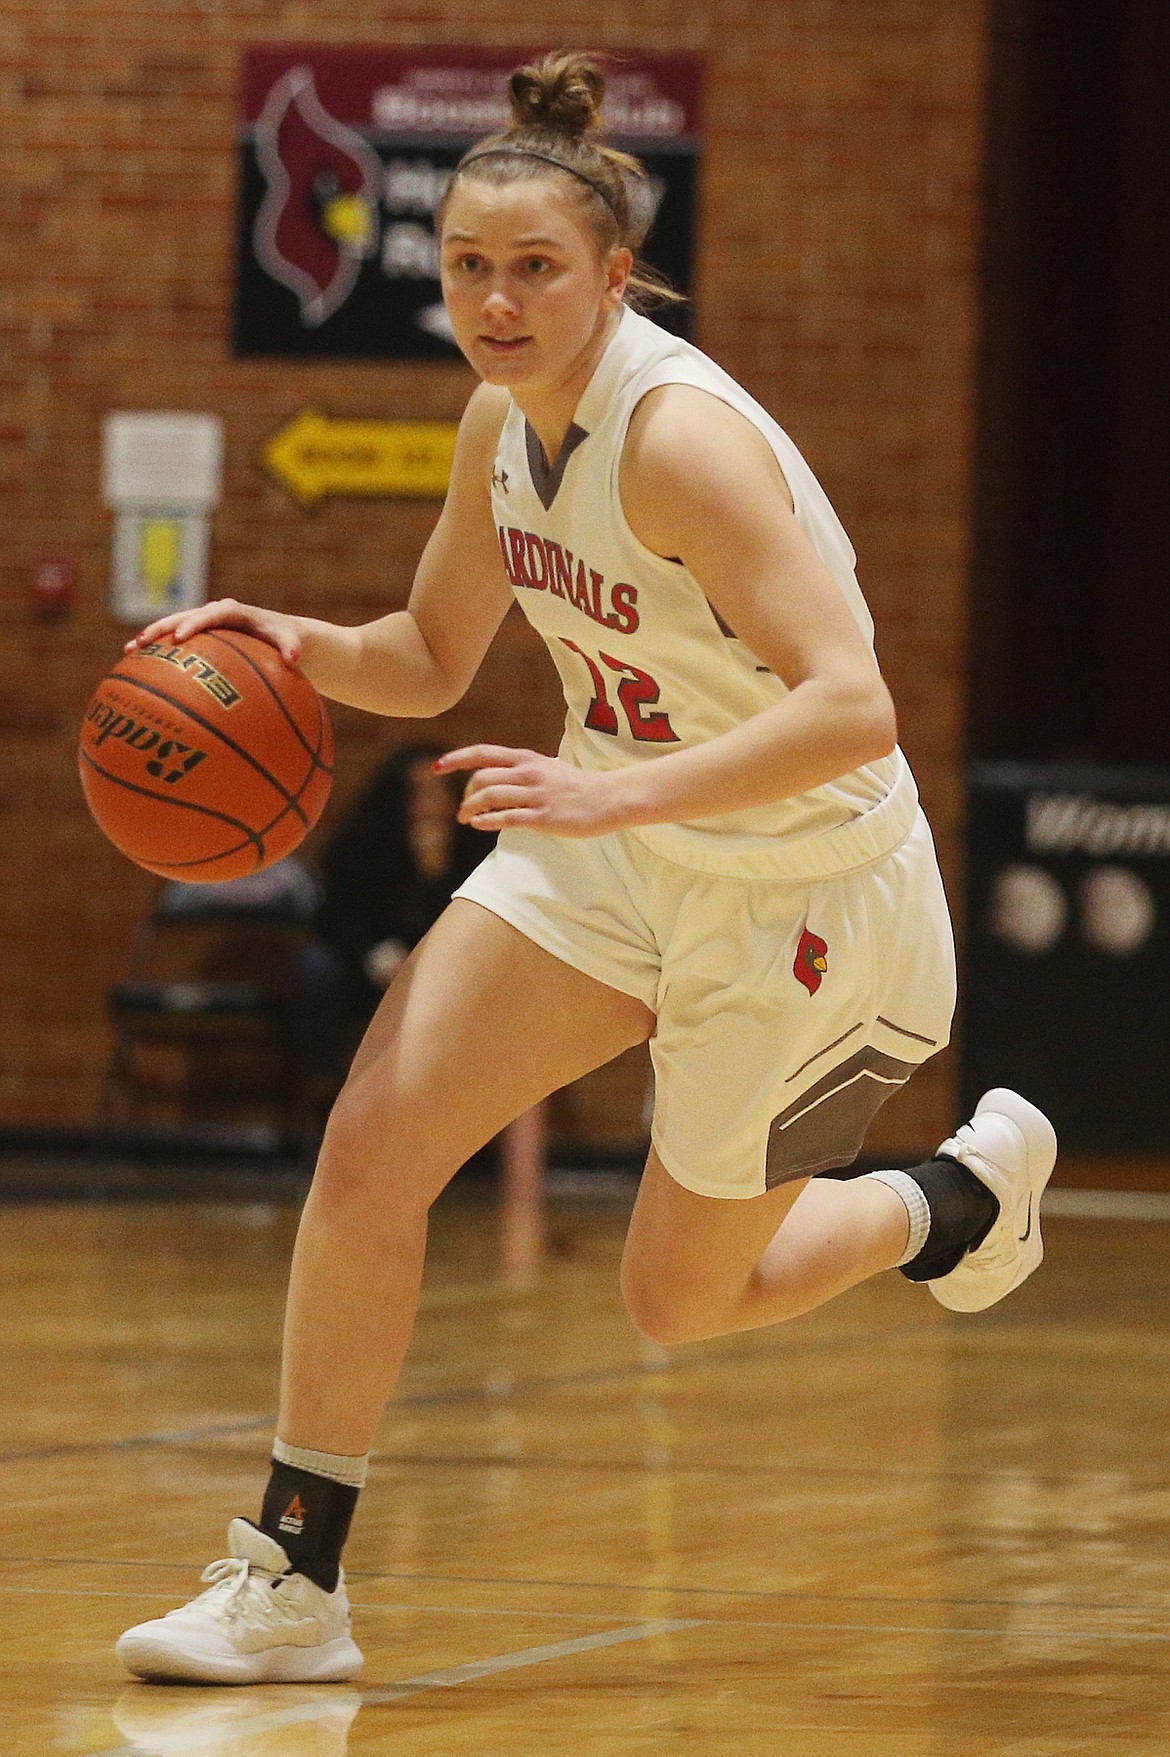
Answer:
[{"left": 559, "top": 639, "right": 679, "bottom": 744}]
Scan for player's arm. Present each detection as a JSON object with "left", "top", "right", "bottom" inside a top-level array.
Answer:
[
  {"left": 323, "top": 383, "right": 514, "bottom": 714},
  {"left": 126, "top": 383, "right": 515, "bottom": 720},
  {"left": 605, "top": 383, "right": 898, "bottom": 825}
]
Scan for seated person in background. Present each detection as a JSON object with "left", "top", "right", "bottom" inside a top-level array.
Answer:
[{"left": 294, "top": 745, "right": 494, "bottom": 1087}]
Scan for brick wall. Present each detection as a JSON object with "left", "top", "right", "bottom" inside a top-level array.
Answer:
[{"left": 0, "top": 1, "right": 987, "bottom": 1154}]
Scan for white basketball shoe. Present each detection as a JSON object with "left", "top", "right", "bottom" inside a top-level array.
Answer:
[
  {"left": 115, "top": 1519, "right": 364, "bottom": 1684},
  {"left": 928, "top": 1088, "right": 1058, "bottom": 1313}
]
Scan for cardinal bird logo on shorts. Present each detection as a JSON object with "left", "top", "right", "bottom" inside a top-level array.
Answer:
[
  {"left": 794, "top": 927, "right": 829, "bottom": 995},
  {"left": 252, "top": 67, "right": 381, "bottom": 327}
]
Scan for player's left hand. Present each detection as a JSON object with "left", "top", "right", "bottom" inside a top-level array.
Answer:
[{"left": 435, "top": 745, "right": 627, "bottom": 838}]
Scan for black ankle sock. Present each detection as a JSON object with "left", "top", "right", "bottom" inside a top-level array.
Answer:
[
  {"left": 258, "top": 1460, "right": 359, "bottom": 1592},
  {"left": 898, "top": 1156, "right": 1000, "bottom": 1283}
]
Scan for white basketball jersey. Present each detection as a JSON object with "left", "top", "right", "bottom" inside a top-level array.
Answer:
[{"left": 490, "top": 307, "right": 919, "bottom": 880}]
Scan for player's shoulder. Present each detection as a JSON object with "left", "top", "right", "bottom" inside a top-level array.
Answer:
[
  {"left": 455, "top": 382, "right": 512, "bottom": 460},
  {"left": 624, "top": 381, "right": 785, "bottom": 504},
  {"left": 443, "top": 383, "right": 512, "bottom": 504}
]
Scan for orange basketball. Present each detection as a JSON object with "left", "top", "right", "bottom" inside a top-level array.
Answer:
[{"left": 78, "top": 630, "right": 334, "bottom": 881}]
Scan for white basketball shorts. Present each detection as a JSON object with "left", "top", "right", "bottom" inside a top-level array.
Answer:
[{"left": 453, "top": 811, "right": 956, "bottom": 1200}]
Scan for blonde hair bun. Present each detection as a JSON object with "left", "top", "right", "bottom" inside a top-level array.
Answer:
[{"left": 507, "top": 52, "right": 606, "bottom": 138}]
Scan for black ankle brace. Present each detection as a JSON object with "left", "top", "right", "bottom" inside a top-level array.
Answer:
[
  {"left": 258, "top": 1459, "right": 359, "bottom": 1593},
  {"left": 898, "top": 1156, "right": 1000, "bottom": 1283}
]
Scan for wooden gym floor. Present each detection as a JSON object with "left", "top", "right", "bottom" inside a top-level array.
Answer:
[{"left": 2, "top": 1175, "right": 1169, "bottom": 1755}]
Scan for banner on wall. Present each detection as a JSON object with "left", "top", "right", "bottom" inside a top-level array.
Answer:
[
  {"left": 962, "top": 761, "right": 1170, "bottom": 1151},
  {"left": 235, "top": 46, "right": 702, "bottom": 360}
]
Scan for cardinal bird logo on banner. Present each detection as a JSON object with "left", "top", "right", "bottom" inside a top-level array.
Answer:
[
  {"left": 794, "top": 927, "right": 829, "bottom": 996},
  {"left": 253, "top": 66, "right": 381, "bottom": 327}
]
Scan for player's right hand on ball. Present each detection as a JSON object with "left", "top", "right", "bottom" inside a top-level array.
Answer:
[{"left": 124, "top": 599, "right": 303, "bottom": 669}]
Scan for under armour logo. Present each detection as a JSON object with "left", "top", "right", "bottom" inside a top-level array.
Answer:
[{"left": 492, "top": 467, "right": 509, "bottom": 493}]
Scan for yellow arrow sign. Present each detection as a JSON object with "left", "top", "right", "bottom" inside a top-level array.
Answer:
[{"left": 264, "top": 409, "right": 459, "bottom": 508}]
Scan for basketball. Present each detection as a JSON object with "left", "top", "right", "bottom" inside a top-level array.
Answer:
[{"left": 78, "top": 630, "right": 334, "bottom": 881}]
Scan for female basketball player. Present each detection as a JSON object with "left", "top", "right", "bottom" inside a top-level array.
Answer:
[{"left": 116, "top": 53, "right": 1056, "bottom": 1684}]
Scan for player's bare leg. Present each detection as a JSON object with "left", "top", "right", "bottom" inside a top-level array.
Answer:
[
  {"left": 622, "top": 1088, "right": 1057, "bottom": 1346},
  {"left": 279, "top": 899, "right": 653, "bottom": 1455},
  {"left": 117, "top": 900, "right": 654, "bottom": 1683},
  {"left": 621, "top": 1151, "right": 904, "bottom": 1345}
]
